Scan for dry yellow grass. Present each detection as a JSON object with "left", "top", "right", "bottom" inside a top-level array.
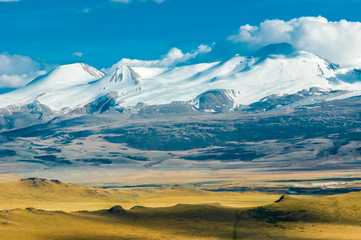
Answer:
[
  {"left": 236, "top": 222, "right": 361, "bottom": 240},
  {"left": 0, "top": 178, "right": 281, "bottom": 211},
  {"left": 2, "top": 175, "right": 361, "bottom": 239},
  {"left": 2, "top": 197, "right": 361, "bottom": 240},
  {"left": 0, "top": 174, "right": 21, "bottom": 183},
  {"left": 0, "top": 206, "right": 235, "bottom": 240},
  {"left": 128, "top": 188, "right": 280, "bottom": 208},
  {"left": 233, "top": 191, "right": 361, "bottom": 239}
]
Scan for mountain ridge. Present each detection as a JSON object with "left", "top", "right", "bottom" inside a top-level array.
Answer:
[{"left": 1, "top": 44, "right": 361, "bottom": 115}]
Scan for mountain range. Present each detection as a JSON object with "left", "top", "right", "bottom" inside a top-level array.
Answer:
[
  {"left": 1, "top": 43, "right": 361, "bottom": 117},
  {"left": 2, "top": 43, "right": 361, "bottom": 180}
]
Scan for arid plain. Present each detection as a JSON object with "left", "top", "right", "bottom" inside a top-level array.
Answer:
[{"left": 2, "top": 171, "right": 361, "bottom": 240}]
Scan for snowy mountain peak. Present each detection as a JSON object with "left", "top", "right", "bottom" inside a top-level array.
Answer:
[
  {"left": 109, "top": 68, "right": 123, "bottom": 83},
  {"left": 79, "top": 63, "right": 105, "bottom": 78},
  {"left": 109, "top": 65, "right": 140, "bottom": 85},
  {"left": 26, "top": 63, "right": 104, "bottom": 88}
]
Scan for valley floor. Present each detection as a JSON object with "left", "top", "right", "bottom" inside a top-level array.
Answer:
[
  {"left": 3, "top": 199, "right": 361, "bottom": 240},
  {"left": 1, "top": 173, "right": 361, "bottom": 239}
]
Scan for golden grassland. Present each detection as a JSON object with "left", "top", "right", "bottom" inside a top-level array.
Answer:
[
  {"left": 233, "top": 191, "right": 361, "bottom": 240},
  {"left": 3, "top": 193, "right": 361, "bottom": 240},
  {"left": 0, "top": 177, "right": 281, "bottom": 211},
  {"left": 2, "top": 174, "right": 361, "bottom": 239},
  {"left": 0, "top": 174, "right": 21, "bottom": 183},
  {"left": 0, "top": 205, "right": 236, "bottom": 240}
]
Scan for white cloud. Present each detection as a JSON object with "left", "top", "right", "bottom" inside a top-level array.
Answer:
[
  {"left": 0, "top": 74, "right": 28, "bottom": 88},
  {"left": 113, "top": 44, "right": 212, "bottom": 68},
  {"left": 0, "top": 53, "right": 46, "bottom": 89},
  {"left": 0, "top": 0, "right": 19, "bottom": 2},
  {"left": 228, "top": 16, "right": 361, "bottom": 66},
  {"left": 73, "top": 52, "right": 84, "bottom": 57},
  {"left": 111, "top": 0, "right": 165, "bottom": 3}
]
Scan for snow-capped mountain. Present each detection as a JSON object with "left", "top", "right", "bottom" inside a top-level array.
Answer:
[{"left": 1, "top": 43, "right": 361, "bottom": 114}]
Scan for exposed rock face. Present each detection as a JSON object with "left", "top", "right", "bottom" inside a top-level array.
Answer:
[
  {"left": 72, "top": 92, "right": 119, "bottom": 114},
  {"left": 109, "top": 65, "right": 140, "bottom": 85},
  {"left": 0, "top": 101, "right": 53, "bottom": 131},
  {"left": 245, "top": 87, "right": 348, "bottom": 112},
  {"left": 191, "top": 89, "right": 241, "bottom": 113}
]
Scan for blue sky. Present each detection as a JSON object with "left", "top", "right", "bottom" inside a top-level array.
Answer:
[{"left": 1, "top": 0, "right": 361, "bottom": 69}]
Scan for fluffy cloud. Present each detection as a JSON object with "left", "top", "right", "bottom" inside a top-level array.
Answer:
[
  {"left": 0, "top": 54, "right": 47, "bottom": 89},
  {"left": 113, "top": 44, "right": 212, "bottom": 68},
  {"left": 0, "top": 0, "right": 19, "bottom": 2},
  {"left": 111, "top": 0, "right": 164, "bottom": 3},
  {"left": 72, "top": 52, "right": 84, "bottom": 57},
  {"left": 228, "top": 16, "right": 361, "bottom": 66}
]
